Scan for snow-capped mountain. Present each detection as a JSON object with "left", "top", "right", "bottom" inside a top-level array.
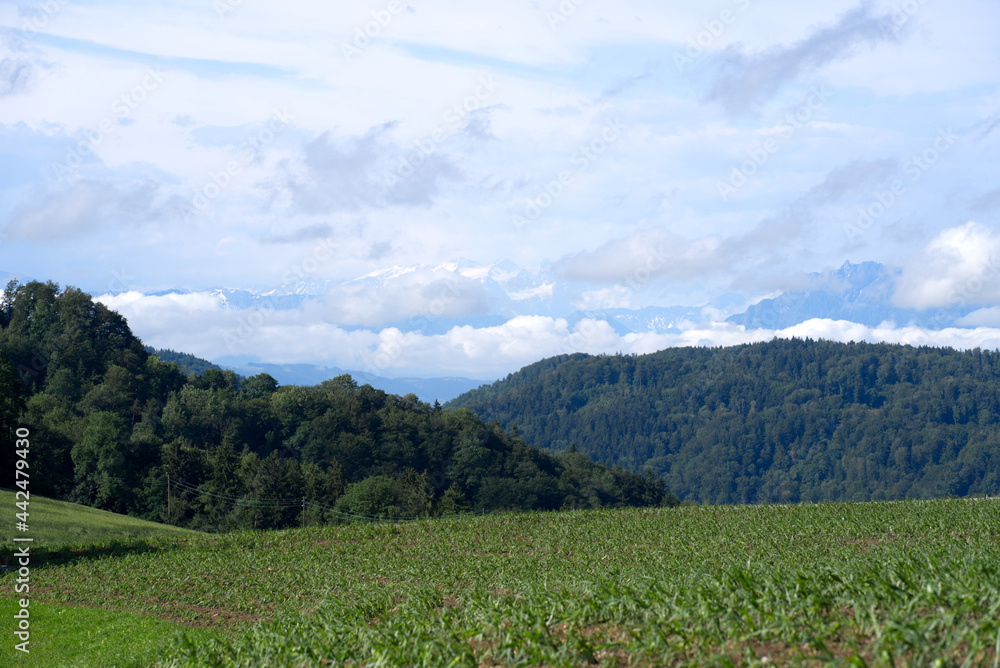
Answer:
[
  {"left": 160, "top": 288, "right": 311, "bottom": 311},
  {"left": 78, "top": 256, "right": 1000, "bottom": 394},
  {"left": 120, "top": 258, "right": 981, "bottom": 334},
  {"left": 727, "top": 261, "right": 975, "bottom": 330},
  {"left": 568, "top": 306, "right": 702, "bottom": 335}
]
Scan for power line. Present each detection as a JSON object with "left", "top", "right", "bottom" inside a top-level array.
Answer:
[{"left": 134, "top": 474, "right": 465, "bottom": 524}]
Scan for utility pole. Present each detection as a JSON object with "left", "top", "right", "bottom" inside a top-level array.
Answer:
[
  {"left": 167, "top": 473, "right": 171, "bottom": 524},
  {"left": 302, "top": 497, "right": 306, "bottom": 529}
]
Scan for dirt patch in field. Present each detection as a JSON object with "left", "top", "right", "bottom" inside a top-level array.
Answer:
[
  {"left": 464, "top": 621, "right": 636, "bottom": 667},
  {"left": 455, "top": 608, "right": 997, "bottom": 668},
  {"left": 69, "top": 589, "right": 278, "bottom": 628},
  {"left": 7, "top": 591, "right": 263, "bottom": 630},
  {"left": 158, "top": 602, "right": 265, "bottom": 628}
]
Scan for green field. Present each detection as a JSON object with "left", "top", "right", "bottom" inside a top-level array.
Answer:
[
  {"left": 0, "top": 489, "right": 201, "bottom": 549},
  {"left": 3, "top": 497, "right": 999, "bottom": 666},
  {"left": 0, "top": 490, "right": 209, "bottom": 667}
]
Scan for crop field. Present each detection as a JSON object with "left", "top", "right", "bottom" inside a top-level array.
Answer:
[{"left": 3, "top": 498, "right": 1000, "bottom": 667}]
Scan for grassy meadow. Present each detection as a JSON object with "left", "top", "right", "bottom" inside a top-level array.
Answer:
[
  {"left": 2, "top": 497, "right": 999, "bottom": 666},
  {"left": 0, "top": 488, "right": 201, "bottom": 549}
]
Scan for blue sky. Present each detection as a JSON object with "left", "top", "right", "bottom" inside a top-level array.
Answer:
[{"left": 2, "top": 0, "right": 999, "bottom": 378}]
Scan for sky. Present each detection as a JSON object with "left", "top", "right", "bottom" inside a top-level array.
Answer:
[{"left": 2, "top": 0, "right": 999, "bottom": 380}]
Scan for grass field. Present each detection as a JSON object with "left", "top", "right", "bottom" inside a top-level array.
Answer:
[
  {"left": 0, "top": 488, "right": 201, "bottom": 549},
  {"left": 0, "top": 490, "right": 211, "bottom": 666},
  {"left": 3, "top": 498, "right": 999, "bottom": 666}
]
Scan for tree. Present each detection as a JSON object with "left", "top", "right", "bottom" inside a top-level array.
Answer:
[
  {"left": 436, "top": 484, "right": 471, "bottom": 516},
  {"left": 71, "top": 412, "right": 131, "bottom": 510},
  {"left": 205, "top": 438, "right": 241, "bottom": 529},
  {"left": 301, "top": 461, "right": 339, "bottom": 526},
  {"left": 241, "top": 373, "right": 279, "bottom": 399},
  {"left": 159, "top": 437, "right": 209, "bottom": 524},
  {"left": 0, "top": 279, "right": 19, "bottom": 329},
  {"left": 0, "top": 354, "right": 27, "bottom": 488},
  {"left": 334, "top": 476, "right": 397, "bottom": 520},
  {"left": 392, "top": 468, "right": 432, "bottom": 518},
  {"left": 1, "top": 274, "right": 699, "bottom": 528}
]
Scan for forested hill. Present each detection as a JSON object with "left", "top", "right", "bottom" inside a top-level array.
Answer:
[
  {"left": 144, "top": 346, "right": 224, "bottom": 378},
  {"left": 448, "top": 339, "right": 1000, "bottom": 504},
  {"left": 0, "top": 280, "right": 674, "bottom": 531}
]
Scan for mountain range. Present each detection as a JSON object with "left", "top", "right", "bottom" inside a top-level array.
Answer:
[
  {"left": 727, "top": 261, "right": 973, "bottom": 330},
  {"left": 10, "top": 258, "right": 987, "bottom": 401},
  {"left": 97, "top": 258, "right": 979, "bottom": 335},
  {"left": 7, "top": 272, "right": 1000, "bottom": 506}
]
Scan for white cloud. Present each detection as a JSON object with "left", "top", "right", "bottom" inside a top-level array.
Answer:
[
  {"left": 555, "top": 229, "right": 725, "bottom": 284},
  {"left": 4, "top": 0, "right": 999, "bottom": 382},
  {"left": 956, "top": 307, "right": 1000, "bottom": 328},
  {"left": 574, "top": 286, "right": 632, "bottom": 310},
  {"left": 510, "top": 283, "right": 554, "bottom": 301},
  {"left": 6, "top": 177, "right": 168, "bottom": 240},
  {"left": 317, "top": 268, "right": 499, "bottom": 328},
  {"left": 894, "top": 222, "right": 1000, "bottom": 309},
  {"left": 95, "top": 288, "right": 1000, "bottom": 380},
  {"left": 779, "top": 318, "right": 1000, "bottom": 352},
  {"left": 702, "top": 2, "right": 902, "bottom": 116}
]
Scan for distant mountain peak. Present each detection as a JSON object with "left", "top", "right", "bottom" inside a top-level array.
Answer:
[
  {"left": 729, "top": 260, "right": 968, "bottom": 330},
  {"left": 100, "top": 257, "right": 981, "bottom": 340},
  {"left": 831, "top": 260, "right": 891, "bottom": 288}
]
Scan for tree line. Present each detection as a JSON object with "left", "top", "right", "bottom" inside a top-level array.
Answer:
[
  {"left": 0, "top": 280, "right": 676, "bottom": 532},
  {"left": 448, "top": 339, "right": 1000, "bottom": 504}
]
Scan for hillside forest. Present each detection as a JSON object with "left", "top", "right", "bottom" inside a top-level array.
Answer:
[
  {"left": 449, "top": 339, "right": 1000, "bottom": 504},
  {"left": 0, "top": 280, "right": 674, "bottom": 531}
]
